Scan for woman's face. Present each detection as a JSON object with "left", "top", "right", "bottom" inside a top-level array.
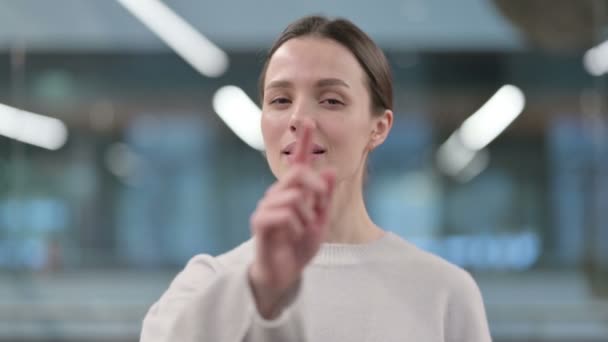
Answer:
[{"left": 261, "top": 37, "right": 389, "bottom": 182}]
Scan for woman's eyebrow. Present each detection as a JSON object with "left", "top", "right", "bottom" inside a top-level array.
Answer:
[
  {"left": 265, "top": 80, "right": 292, "bottom": 91},
  {"left": 266, "top": 78, "right": 350, "bottom": 91},
  {"left": 316, "top": 78, "right": 350, "bottom": 88}
]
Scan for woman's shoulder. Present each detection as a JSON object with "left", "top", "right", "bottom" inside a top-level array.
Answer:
[
  {"left": 184, "top": 237, "right": 256, "bottom": 274},
  {"left": 215, "top": 238, "right": 256, "bottom": 268},
  {"left": 383, "top": 232, "right": 480, "bottom": 292},
  {"left": 164, "top": 238, "right": 255, "bottom": 294},
  {"left": 151, "top": 238, "right": 255, "bottom": 306}
]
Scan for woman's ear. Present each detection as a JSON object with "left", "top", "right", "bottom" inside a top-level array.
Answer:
[{"left": 368, "top": 109, "right": 393, "bottom": 150}]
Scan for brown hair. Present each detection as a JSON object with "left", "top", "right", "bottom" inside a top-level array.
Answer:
[{"left": 258, "top": 15, "right": 393, "bottom": 116}]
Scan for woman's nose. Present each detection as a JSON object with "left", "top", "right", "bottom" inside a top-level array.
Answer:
[{"left": 288, "top": 103, "right": 316, "bottom": 133}]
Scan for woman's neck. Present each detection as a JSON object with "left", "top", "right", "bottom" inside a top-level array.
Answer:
[{"left": 323, "top": 177, "right": 384, "bottom": 244}]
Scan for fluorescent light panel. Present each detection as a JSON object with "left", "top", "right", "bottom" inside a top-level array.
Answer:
[
  {"left": 116, "top": 0, "right": 229, "bottom": 77},
  {"left": 459, "top": 85, "right": 525, "bottom": 151},
  {"left": 0, "top": 102, "right": 68, "bottom": 150},
  {"left": 436, "top": 84, "right": 525, "bottom": 181},
  {"left": 584, "top": 40, "right": 608, "bottom": 76},
  {"left": 213, "top": 85, "right": 264, "bottom": 150}
]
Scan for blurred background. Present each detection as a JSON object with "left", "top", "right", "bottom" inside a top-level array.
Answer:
[{"left": 0, "top": 0, "right": 607, "bottom": 341}]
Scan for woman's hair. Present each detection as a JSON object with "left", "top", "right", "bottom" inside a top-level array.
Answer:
[{"left": 258, "top": 15, "right": 393, "bottom": 116}]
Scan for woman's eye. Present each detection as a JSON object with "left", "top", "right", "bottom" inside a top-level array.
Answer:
[
  {"left": 270, "top": 97, "right": 291, "bottom": 105},
  {"left": 321, "top": 98, "right": 344, "bottom": 106}
]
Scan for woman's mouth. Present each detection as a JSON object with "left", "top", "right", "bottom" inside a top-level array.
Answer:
[
  {"left": 281, "top": 142, "right": 327, "bottom": 162},
  {"left": 282, "top": 150, "right": 326, "bottom": 155},
  {"left": 281, "top": 142, "right": 326, "bottom": 155}
]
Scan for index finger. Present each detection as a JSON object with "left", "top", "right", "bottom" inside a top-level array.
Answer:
[{"left": 294, "top": 124, "right": 313, "bottom": 165}]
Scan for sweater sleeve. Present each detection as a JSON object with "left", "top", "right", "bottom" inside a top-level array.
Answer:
[
  {"left": 139, "top": 254, "right": 307, "bottom": 342},
  {"left": 444, "top": 271, "right": 492, "bottom": 342}
]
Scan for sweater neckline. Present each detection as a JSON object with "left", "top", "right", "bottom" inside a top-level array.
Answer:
[{"left": 312, "top": 231, "right": 399, "bottom": 266}]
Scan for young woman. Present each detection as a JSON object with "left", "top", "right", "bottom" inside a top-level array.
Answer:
[{"left": 141, "top": 15, "right": 492, "bottom": 342}]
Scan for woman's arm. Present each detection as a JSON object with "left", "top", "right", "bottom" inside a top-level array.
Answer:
[
  {"left": 444, "top": 271, "right": 492, "bottom": 342},
  {"left": 140, "top": 254, "right": 306, "bottom": 342},
  {"left": 141, "top": 126, "right": 334, "bottom": 342}
]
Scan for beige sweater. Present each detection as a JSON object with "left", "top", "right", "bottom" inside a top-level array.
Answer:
[{"left": 140, "top": 232, "right": 492, "bottom": 341}]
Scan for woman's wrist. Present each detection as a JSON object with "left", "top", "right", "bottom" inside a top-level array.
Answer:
[{"left": 248, "top": 264, "right": 299, "bottom": 320}]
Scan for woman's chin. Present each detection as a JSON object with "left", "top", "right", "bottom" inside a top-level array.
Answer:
[{"left": 273, "top": 154, "right": 329, "bottom": 175}]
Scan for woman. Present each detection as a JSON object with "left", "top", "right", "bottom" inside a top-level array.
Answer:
[{"left": 140, "top": 15, "right": 491, "bottom": 342}]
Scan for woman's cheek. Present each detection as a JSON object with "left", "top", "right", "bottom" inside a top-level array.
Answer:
[{"left": 261, "top": 114, "right": 284, "bottom": 143}]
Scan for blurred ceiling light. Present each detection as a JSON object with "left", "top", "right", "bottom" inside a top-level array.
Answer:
[
  {"left": 583, "top": 39, "right": 608, "bottom": 76},
  {"left": 212, "top": 85, "right": 264, "bottom": 150},
  {"left": 0, "top": 102, "right": 68, "bottom": 150},
  {"left": 436, "top": 132, "right": 490, "bottom": 182},
  {"left": 436, "top": 133, "right": 490, "bottom": 182},
  {"left": 455, "top": 148, "right": 490, "bottom": 183},
  {"left": 458, "top": 84, "right": 525, "bottom": 151},
  {"left": 436, "top": 84, "right": 523, "bottom": 181},
  {"left": 116, "top": 0, "right": 228, "bottom": 77},
  {"left": 105, "top": 142, "right": 142, "bottom": 186},
  {"left": 436, "top": 133, "right": 477, "bottom": 177}
]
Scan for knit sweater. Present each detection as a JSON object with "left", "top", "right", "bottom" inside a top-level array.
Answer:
[{"left": 140, "top": 232, "right": 492, "bottom": 341}]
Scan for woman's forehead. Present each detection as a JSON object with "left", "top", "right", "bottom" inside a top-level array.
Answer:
[{"left": 265, "top": 37, "right": 366, "bottom": 88}]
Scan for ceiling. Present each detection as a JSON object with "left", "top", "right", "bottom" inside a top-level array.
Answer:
[{"left": 0, "top": 0, "right": 524, "bottom": 52}]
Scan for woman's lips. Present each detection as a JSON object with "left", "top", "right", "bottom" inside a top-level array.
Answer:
[
  {"left": 281, "top": 141, "right": 326, "bottom": 155},
  {"left": 283, "top": 150, "right": 326, "bottom": 163}
]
